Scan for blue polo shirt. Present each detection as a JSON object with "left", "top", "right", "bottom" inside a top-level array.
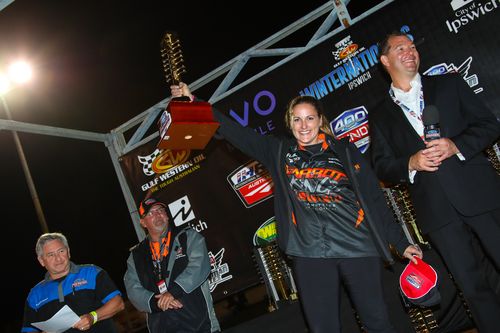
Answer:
[{"left": 22, "top": 262, "right": 121, "bottom": 333}]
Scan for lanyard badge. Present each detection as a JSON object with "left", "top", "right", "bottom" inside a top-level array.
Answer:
[
  {"left": 157, "top": 280, "right": 168, "bottom": 294},
  {"left": 149, "top": 231, "right": 172, "bottom": 291}
]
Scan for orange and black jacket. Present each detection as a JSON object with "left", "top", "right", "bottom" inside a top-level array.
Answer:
[{"left": 213, "top": 107, "right": 409, "bottom": 263}]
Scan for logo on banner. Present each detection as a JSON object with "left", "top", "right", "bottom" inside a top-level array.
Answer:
[
  {"left": 138, "top": 148, "right": 190, "bottom": 176},
  {"left": 332, "top": 36, "right": 359, "bottom": 61},
  {"left": 168, "top": 195, "right": 196, "bottom": 226},
  {"left": 399, "top": 25, "right": 414, "bottom": 42},
  {"left": 137, "top": 148, "right": 206, "bottom": 192},
  {"left": 424, "top": 56, "right": 483, "bottom": 94},
  {"left": 253, "top": 217, "right": 277, "bottom": 246},
  {"left": 227, "top": 160, "right": 274, "bottom": 208},
  {"left": 451, "top": 0, "right": 474, "bottom": 10},
  {"left": 446, "top": 0, "right": 498, "bottom": 34},
  {"left": 208, "top": 248, "right": 233, "bottom": 292},
  {"left": 228, "top": 90, "right": 278, "bottom": 136},
  {"left": 299, "top": 35, "right": 377, "bottom": 98},
  {"left": 330, "top": 106, "right": 370, "bottom": 153}
]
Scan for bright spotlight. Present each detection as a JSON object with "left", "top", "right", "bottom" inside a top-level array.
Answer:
[{"left": 7, "top": 61, "right": 33, "bottom": 84}]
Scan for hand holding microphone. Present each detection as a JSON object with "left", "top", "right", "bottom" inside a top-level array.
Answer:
[
  {"left": 409, "top": 105, "right": 459, "bottom": 172},
  {"left": 422, "top": 105, "right": 459, "bottom": 163},
  {"left": 422, "top": 105, "right": 440, "bottom": 142}
]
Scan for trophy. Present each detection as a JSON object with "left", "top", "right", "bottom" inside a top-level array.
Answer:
[{"left": 157, "top": 31, "right": 219, "bottom": 150}]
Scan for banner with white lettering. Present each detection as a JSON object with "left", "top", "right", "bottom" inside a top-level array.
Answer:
[{"left": 120, "top": 0, "right": 499, "bottom": 305}]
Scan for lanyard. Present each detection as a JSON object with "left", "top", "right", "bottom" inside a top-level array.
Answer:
[
  {"left": 149, "top": 231, "right": 171, "bottom": 281},
  {"left": 389, "top": 86, "right": 425, "bottom": 139}
]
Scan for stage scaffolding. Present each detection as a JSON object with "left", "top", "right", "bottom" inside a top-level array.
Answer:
[{"left": 0, "top": 0, "right": 396, "bottom": 240}]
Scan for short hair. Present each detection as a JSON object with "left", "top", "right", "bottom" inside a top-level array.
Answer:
[
  {"left": 36, "top": 232, "right": 69, "bottom": 257},
  {"left": 378, "top": 31, "right": 411, "bottom": 62},
  {"left": 284, "top": 95, "right": 334, "bottom": 137}
]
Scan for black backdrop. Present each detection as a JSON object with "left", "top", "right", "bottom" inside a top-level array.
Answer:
[{"left": 120, "top": 0, "right": 499, "bottom": 312}]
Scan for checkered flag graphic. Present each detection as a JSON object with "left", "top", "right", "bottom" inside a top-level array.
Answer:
[
  {"left": 138, "top": 149, "right": 162, "bottom": 176},
  {"left": 332, "top": 35, "right": 355, "bottom": 61},
  {"left": 332, "top": 49, "right": 342, "bottom": 61}
]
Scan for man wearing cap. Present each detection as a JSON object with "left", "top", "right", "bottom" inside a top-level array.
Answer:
[{"left": 124, "top": 197, "right": 220, "bottom": 333}]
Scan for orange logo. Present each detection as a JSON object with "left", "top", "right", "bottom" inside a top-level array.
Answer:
[
  {"left": 152, "top": 149, "right": 190, "bottom": 173},
  {"left": 338, "top": 44, "right": 358, "bottom": 59}
]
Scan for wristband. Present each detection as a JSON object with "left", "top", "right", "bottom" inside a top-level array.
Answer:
[{"left": 89, "top": 311, "right": 98, "bottom": 325}]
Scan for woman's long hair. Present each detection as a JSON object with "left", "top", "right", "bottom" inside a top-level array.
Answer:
[{"left": 284, "top": 95, "right": 334, "bottom": 137}]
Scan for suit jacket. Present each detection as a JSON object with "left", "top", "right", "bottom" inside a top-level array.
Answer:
[{"left": 369, "top": 73, "right": 500, "bottom": 233}]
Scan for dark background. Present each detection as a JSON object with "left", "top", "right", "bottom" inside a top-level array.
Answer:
[{"left": 0, "top": 1, "right": 382, "bottom": 331}]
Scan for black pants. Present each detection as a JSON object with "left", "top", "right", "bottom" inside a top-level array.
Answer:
[
  {"left": 292, "top": 256, "right": 396, "bottom": 333},
  {"left": 427, "top": 209, "right": 500, "bottom": 333}
]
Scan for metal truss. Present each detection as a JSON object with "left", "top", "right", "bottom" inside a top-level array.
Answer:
[{"left": 0, "top": 0, "right": 395, "bottom": 239}]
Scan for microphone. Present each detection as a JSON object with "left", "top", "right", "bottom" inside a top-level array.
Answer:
[{"left": 422, "top": 105, "right": 440, "bottom": 141}]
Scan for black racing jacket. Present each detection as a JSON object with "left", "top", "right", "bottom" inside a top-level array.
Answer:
[{"left": 213, "top": 108, "right": 409, "bottom": 263}]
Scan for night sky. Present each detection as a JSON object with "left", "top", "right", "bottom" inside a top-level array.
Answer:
[{"left": 0, "top": 1, "right": 377, "bottom": 331}]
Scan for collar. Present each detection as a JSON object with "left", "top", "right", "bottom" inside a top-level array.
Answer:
[
  {"left": 147, "top": 226, "right": 170, "bottom": 242},
  {"left": 391, "top": 73, "right": 421, "bottom": 95},
  {"left": 44, "top": 261, "right": 78, "bottom": 282},
  {"left": 297, "top": 133, "right": 329, "bottom": 151}
]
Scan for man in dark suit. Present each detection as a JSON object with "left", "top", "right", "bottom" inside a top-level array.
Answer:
[{"left": 369, "top": 31, "right": 500, "bottom": 332}]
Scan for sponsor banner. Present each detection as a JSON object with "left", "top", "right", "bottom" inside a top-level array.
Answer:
[
  {"left": 208, "top": 248, "right": 233, "bottom": 292},
  {"left": 253, "top": 217, "right": 278, "bottom": 246},
  {"left": 227, "top": 160, "right": 274, "bottom": 208},
  {"left": 120, "top": 0, "right": 500, "bottom": 303},
  {"left": 330, "top": 106, "right": 370, "bottom": 153},
  {"left": 446, "top": 0, "right": 499, "bottom": 34},
  {"left": 120, "top": 139, "right": 274, "bottom": 300}
]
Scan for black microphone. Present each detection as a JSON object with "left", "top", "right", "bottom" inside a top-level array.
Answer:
[{"left": 422, "top": 105, "right": 441, "bottom": 141}]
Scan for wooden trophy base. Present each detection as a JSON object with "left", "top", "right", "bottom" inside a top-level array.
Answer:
[{"left": 157, "top": 100, "right": 219, "bottom": 150}]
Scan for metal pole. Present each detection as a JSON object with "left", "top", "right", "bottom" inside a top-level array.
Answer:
[{"left": 1, "top": 95, "right": 49, "bottom": 233}]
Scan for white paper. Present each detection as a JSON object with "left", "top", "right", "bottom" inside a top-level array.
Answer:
[{"left": 31, "top": 305, "right": 81, "bottom": 333}]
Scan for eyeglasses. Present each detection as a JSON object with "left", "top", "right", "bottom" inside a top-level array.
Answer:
[
  {"left": 146, "top": 207, "right": 167, "bottom": 217},
  {"left": 44, "top": 247, "right": 68, "bottom": 259}
]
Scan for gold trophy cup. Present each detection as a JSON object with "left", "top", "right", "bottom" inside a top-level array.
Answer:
[{"left": 157, "top": 31, "right": 219, "bottom": 150}]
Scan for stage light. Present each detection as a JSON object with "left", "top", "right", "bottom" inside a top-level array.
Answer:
[
  {"left": 7, "top": 60, "right": 33, "bottom": 84},
  {"left": 1, "top": 60, "right": 48, "bottom": 233}
]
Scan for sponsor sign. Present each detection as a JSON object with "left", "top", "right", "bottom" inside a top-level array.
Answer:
[
  {"left": 330, "top": 106, "right": 370, "bottom": 153},
  {"left": 227, "top": 160, "right": 274, "bottom": 208},
  {"left": 208, "top": 248, "right": 233, "bottom": 292},
  {"left": 253, "top": 217, "right": 278, "bottom": 246},
  {"left": 446, "top": 0, "right": 499, "bottom": 34}
]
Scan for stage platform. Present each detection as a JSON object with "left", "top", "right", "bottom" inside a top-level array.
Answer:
[{"left": 116, "top": 246, "right": 496, "bottom": 332}]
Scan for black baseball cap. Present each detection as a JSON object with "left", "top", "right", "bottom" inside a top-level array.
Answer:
[{"left": 138, "top": 197, "right": 166, "bottom": 218}]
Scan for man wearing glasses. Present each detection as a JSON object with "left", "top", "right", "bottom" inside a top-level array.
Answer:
[{"left": 124, "top": 197, "right": 220, "bottom": 333}]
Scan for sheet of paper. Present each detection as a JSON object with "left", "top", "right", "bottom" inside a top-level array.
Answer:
[{"left": 31, "top": 304, "right": 81, "bottom": 333}]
